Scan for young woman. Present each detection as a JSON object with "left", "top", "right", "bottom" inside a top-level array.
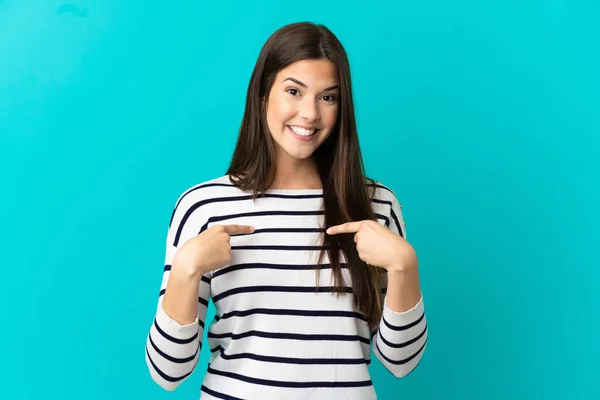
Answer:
[{"left": 145, "top": 22, "right": 427, "bottom": 399}]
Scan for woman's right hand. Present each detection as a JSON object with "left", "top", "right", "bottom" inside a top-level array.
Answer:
[{"left": 171, "top": 224, "right": 255, "bottom": 280}]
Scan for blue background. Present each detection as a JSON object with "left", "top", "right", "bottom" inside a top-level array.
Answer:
[{"left": 1, "top": 1, "right": 599, "bottom": 399}]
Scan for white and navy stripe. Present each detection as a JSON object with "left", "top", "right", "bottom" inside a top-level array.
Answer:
[{"left": 146, "top": 175, "right": 427, "bottom": 399}]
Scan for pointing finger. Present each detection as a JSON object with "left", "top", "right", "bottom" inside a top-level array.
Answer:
[
  {"left": 326, "top": 221, "right": 362, "bottom": 235},
  {"left": 222, "top": 225, "right": 255, "bottom": 236}
]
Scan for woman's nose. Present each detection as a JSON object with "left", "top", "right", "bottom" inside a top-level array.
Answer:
[{"left": 299, "top": 98, "right": 320, "bottom": 121}]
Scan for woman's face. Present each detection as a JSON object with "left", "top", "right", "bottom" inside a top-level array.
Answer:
[{"left": 264, "top": 58, "right": 340, "bottom": 164}]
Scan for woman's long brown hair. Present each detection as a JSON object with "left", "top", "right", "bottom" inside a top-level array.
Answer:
[{"left": 226, "top": 22, "right": 383, "bottom": 329}]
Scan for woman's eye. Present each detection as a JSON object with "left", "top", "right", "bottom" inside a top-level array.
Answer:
[
  {"left": 286, "top": 88, "right": 299, "bottom": 96},
  {"left": 322, "top": 94, "right": 337, "bottom": 102}
]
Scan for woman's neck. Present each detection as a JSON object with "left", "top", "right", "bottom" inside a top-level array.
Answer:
[{"left": 270, "top": 155, "right": 322, "bottom": 190}]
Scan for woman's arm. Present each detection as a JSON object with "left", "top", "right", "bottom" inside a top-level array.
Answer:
[
  {"left": 372, "top": 194, "right": 427, "bottom": 377},
  {"left": 373, "top": 268, "right": 428, "bottom": 378},
  {"left": 144, "top": 202, "right": 211, "bottom": 391}
]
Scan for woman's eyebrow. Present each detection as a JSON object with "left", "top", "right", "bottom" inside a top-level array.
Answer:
[{"left": 281, "top": 77, "right": 339, "bottom": 91}]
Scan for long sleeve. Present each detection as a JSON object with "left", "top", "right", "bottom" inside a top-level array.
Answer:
[
  {"left": 145, "top": 198, "right": 212, "bottom": 391},
  {"left": 372, "top": 290, "right": 428, "bottom": 377},
  {"left": 372, "top": 189, "right": 428, "bottom": 377}
]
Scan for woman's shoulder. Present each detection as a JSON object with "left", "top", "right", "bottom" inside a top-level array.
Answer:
[
  {"left": 169, "top": 175, "right": 241, "bottom": 214},
  {"left": 365, "top": 177, "right": 398, "bottom": 201},
  {"left": 167, "top": 175, "right": 240, "bottom": 235},
  {"left": 175, "top": 175, "right": 236, "bottom": 201},
  {"left": 365, "top": 177, "right": 406, "bottom": 235}
]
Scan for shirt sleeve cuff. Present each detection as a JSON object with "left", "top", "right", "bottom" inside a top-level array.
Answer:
[
  {"left": 383, "top": 293, "right": 425, "bottom": 326},
  {"left": 155, "top": 302, "right": 199, "bottom": 337}
]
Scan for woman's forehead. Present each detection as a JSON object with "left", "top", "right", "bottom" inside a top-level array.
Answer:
[{"left": 276, "top": 59, "right": 339, "bottom": 87}]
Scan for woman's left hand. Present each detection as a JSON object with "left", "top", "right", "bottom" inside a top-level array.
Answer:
[{"left": 326, "top": 220, "right": 418, "bottom": 272}]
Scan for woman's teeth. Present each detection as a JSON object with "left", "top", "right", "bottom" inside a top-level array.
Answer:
[{"left": 288, "top": 125, "right": 316, "bottom": 136}]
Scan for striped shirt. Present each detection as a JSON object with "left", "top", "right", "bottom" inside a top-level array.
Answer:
[{"left": 145, "top": 175, "right": 428, "bottom": 399}]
